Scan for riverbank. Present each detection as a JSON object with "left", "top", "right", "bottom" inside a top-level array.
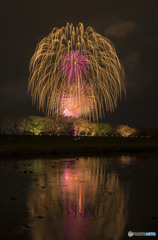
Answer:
[{"left": 0, "top": 135, "right": 158, "bottom": 158}]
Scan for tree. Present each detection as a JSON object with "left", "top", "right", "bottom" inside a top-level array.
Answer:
[
  {"left": 96, "top": 123, "right": 113, "bottom": 136},
  {"left": 116, "top": 125, "right": 136, "bottom": 137},
  {"left": 43, "top": 116, "right": 59, "bottom": 135},
  {"left": 7, "top": 114, "right": 22, "bottom": 134},
  {"left": 18, "top": 116, "right": 45, "bottom": 135},
  {"left": 44, "top": 116, "right": 74, "bottom": 135},
  {"left": 0, "top": 110, "right": 9, "bottom": 134}
]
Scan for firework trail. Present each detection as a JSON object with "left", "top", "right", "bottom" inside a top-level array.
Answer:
[{"left": 28, "top": 22, "right": 125, "bottom": 121}]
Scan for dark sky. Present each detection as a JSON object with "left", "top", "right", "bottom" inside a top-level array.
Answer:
[{"left": 1, "top": 0, "right": 158, "bottom": 128}]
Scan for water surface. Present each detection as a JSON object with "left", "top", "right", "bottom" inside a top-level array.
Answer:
[{"left": 0, "top": 155, "right": 158, "bottom": 240}]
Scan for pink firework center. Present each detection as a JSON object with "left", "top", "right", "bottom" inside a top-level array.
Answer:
[
  {"left": 60, "top": 51, "right": 92, "bottom": 118},
  {"left": 60, "top": 92, "right": 92, "bottom": 118},
  {"left": 60, "top": 51, "right": 89, "bottom": 83}
]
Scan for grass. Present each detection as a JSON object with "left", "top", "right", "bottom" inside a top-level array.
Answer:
[{"left": 0, "top": 135, "right": 158, "bottom": 158}]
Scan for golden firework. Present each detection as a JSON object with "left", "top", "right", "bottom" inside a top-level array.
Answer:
[{"left": 28, "top": 22, "right": 126, "bottom": 121}]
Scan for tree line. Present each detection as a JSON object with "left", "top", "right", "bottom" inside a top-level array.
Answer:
[{"left": 0, "top": 110, "right": 157, "bottom": 137}]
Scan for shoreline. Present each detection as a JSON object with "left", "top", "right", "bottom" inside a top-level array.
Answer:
[{"left": 0, "top": 135, "right": 158, "bottom": 158}]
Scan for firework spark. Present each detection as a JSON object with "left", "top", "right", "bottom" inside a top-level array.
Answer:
[
  {"left": 57, "top": 84, "right": 94, "bottom": 118},
  {"left": 28, "top": 22, "right": 126, "bottom": 121},
  {"left": 60, "top": 51, "right": 89, "bottom": 83}
]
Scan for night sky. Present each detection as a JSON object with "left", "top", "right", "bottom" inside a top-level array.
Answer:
[{"left": 1, "top": 0, "right": 158, "bottom": 128}]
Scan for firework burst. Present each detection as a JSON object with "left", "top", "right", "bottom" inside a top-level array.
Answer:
[
  {"left": 60, "top": 51, "right": 89, "bottom": 83},
  {"left": 57, "top": 83, "right": 94, "bottom": 118},
  {"left": 28, "top": 22, "right": 125, "bottom": 121}
]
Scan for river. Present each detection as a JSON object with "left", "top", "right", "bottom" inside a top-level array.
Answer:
[{"left": 0, "top": 154, "right": 158, "bottom": 240}]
